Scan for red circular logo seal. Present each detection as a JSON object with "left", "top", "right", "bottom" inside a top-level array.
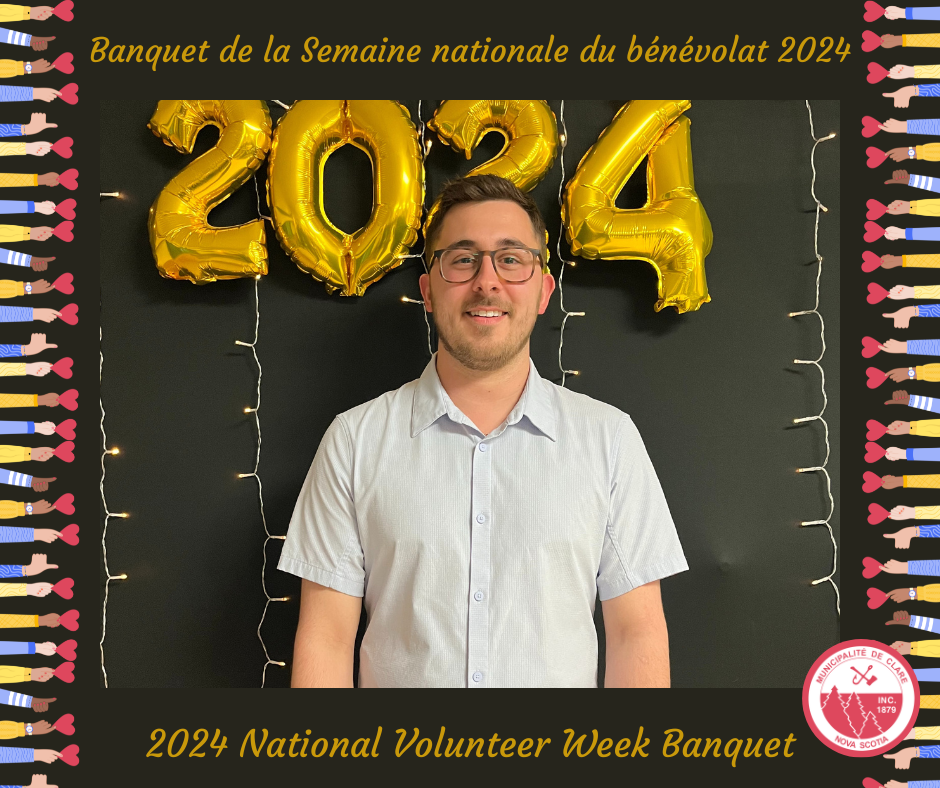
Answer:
[{"left": 803, "top": 639, "right": 919, "bottom": 756}]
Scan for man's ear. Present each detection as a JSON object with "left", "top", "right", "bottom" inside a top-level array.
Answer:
[
  {"left": 418, "top": 272, "right": 432, "bottom": 312},
  {"left": 537, "top": 271, "right": 556, "bottom": 314}
]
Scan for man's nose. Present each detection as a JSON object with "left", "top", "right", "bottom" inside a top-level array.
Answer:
[{"left": 472, "top": 253, "right": 502, "bottom": 290}]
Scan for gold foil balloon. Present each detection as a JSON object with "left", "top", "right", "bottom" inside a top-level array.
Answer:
[
  {"left": 147, "top": 101, "right": 272, "bottom": 284},
  {"left": 427, "top": 100, "right": 558, "bottom": 192},
  {"left": 267, "top": 100, "right": 424, "bottom": 296},
  {"left": 563, "top": 100, "right": 713, "bottom": 313}
]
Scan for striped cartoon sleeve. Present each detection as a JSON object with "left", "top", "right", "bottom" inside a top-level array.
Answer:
[
  {"left": 0, "top": 248, "right": 29, "bottom": 269},
  {"left": 911, "top": 560, "right": 940, "bottom": 575},
  {"left": 921, "top": 744, "right": 940, "bottom": 757},
  {"left": 906, "top": 228, "right": 940, "bottom": 241},
  {"left": 0, "top": 528, "right": 29, "bottom": 543},
  {"left": 911, "top": 614, "right": 940, "bottom": 633},
  {"left": 921, "top": 84, "right": 940, "bottom": 98},
  {"left": 0, "top": 125, "right": 21, "bottom": 138},
  {"left": 911, "top": 781, "right": 940, "bottom": 788},
  {"left": 0, "top": 29, "right": 30, "bottom": 48},
  {"left": 0, "top": 566, "right": 22, "bottom": 579},
  {"left": 0, "top": 690, "right": 31, "bottom": 709},
  {"left": 909, "top": 339, "right": 940, "bottom": 354},
  {"left": 920, "top": 305, "right": 940, "bottom": 317},
  {"left": 910, "top": 173, "right": 940, "bottom": 194},
  {"left": 912, "top": 394, "right": 940, "bottom": 414},
  {"left": 921, "top": 525, "right": 940, "bottom": 537}
]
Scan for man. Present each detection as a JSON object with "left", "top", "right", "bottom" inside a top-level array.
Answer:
[{"left": 278, "top": 174, "right": 688, "bottom": 688}]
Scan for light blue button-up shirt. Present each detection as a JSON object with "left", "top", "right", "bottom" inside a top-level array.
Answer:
[{"left": 279, "top": 354, "right": 688, "bottom": 687}]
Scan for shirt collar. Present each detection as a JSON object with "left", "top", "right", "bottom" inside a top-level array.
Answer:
[{"left": 411, "top": 353, "right": 557, "bottom": 441}]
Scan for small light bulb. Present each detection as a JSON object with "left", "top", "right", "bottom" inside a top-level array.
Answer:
[
  {"left": 559, "top": 133, "right": 567, "bottom": 146},
  {"left": 244, "top": 407, "right": 252, "bottom": 414},
  {"left": 119, "top": 573, "right": 128, "bottom": 580},
  {"left": 110, "top": 447, "right": 120, "bottom": 455},
  {"left": 255, "top": 274, "right": 261, "bottom": 280}
]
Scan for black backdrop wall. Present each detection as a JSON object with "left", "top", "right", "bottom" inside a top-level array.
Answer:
[{"left": 98, "top": 99, "right": 840, "bottom": 687}]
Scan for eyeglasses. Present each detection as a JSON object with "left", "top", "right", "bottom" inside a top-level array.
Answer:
[{"left": 429, "top": 246, "right": 544, "bottom": 284}]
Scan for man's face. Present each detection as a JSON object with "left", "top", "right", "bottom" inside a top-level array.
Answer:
[{"left": 419, "top": 200, "right": 555, "bottom": 372}]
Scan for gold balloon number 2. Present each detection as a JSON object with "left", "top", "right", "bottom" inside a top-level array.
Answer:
[{"left": 148, "top": 99, "right": 711, "bottom": 312}]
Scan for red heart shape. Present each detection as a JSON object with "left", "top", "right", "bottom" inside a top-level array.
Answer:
[
  {"left": 867, "top": 146, "right": 887, "bottom": 168},
  {"left": 865, "top": 221, "right": 885, "bottom": 242},
  {"left": 57, "top": 169, "right": 78, "bottom": 191},
  {"left": 867, "top": 367, "right": 888, "bottom": 388},
  {"left": 55, "top": 638, "right": 76, "bottom": 660},
  {"left": 867, "top": 587, "right": 889, "bottom": 609},
  {"left": 51, "top": 137, "right": 72, "bottom": 160},
  {"left": 52, "top": 52, "right": 73, "bottom": 75},
  {"left": 57, "top": 83, "right": 78, "bottom": 106},
  {"left": 866, "top": 441, "right": 886, "bottom": 463},
  {"left": 59, "top": 743, "right": 79, "bottom": 766},
  {"left": 864, "top": 471, "right": 883, "bottom": 493},
  {"left": 868, "top": 282, "right": 889, "bottom": 304},
  {"left": 867, "top": 199, "right": 887, "bottom": 220},
  {"left": 863, "top": 251, "right": 883, "bottom": 272},
  {"left": 52, "top": 577, "right": 73, "bottom": 599},
  {"left": 867, "top": 419, "right": 888, "bottom": 441},
  {"left": 58, "top": 523, "right": 78, "bottom": 546},
  {"left": 51, "top": 358, "right": 72, "bottom": 380},
  {"left": 54, "top": 419, "right": 75, "bottom": 440},
  {"left": 863, "top": 30, "right": 883, "bottom": 52},
  {"left": 58, "top": 303, "right": 78, "bottom": 325},
  {"left": 862, "top": 336, "right": 883, "bottom": 358},
  {"left": 863, "top": 557, "right": 884, "bottom": 579},
  {"left": 54, "top": 441, "right": 73, "bottom": 463},
  {"left": 53, "top": 0, "right": 74, "bottom": 21},
  {"left": 58, "top": 609, "right": 78, "bottom": 631},
  {"left": 865, "top": 1, "right": 886, "bottom": 21},
  {"left": 863, "top": 116, "right": 883, "bottom": 138},
  {"left": 52, "top": 221, "right": 72, "bottom": 243},
  {"left": 868, "top": 62, "right": 889, "bottom": 83},
  {"left": 53, "top": 492, "right": 73, "bottom": 515},
  {"left": 54, "top": 713, "right": 74, "bottom": 736},
  {"left": 56, "top": 389, "right": 77, "bottom": 411},
  {"left": 869, "top": 503, "right": 890, "bottom": 524},
  {"left": 53, "top": 273, "right": 73, "bottom": 294},
  {"left": 54, "top": 198, "right": 75, "bottom": 220}
]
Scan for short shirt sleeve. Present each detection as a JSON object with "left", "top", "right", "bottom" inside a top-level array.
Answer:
[
  {"left": 596, "top": 415, "right": 689, "bottom": 601},
  {"left": 277, "top": 416, "right": 365, "bottom": 597}
]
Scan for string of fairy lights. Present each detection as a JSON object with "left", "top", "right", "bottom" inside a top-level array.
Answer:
[
  {"left": 790, "top": 100, "right": 839, "bottom": 615},
  {"left": 99, "top": 191, "right": 128, "bottom": 688},
  {"left": 553, "top": 100, "right": 585, "bottom": 388}
]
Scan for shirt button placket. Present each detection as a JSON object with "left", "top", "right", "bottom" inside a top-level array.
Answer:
[{"left": 468, "top": 439, "right": 491, "bottom": 688}]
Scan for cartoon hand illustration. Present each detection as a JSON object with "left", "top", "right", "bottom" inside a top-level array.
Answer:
[
  {"left": 884, "top": 780, "right": 909, "bottom": 788},
  {"left": 881, "top": 119, "right": 909, "bottom": 133},
  {"left": 885, "top": 5, "right": 906, "bottom": 19},
  {"left": 30, "top": 257, "right": 53, "bottom": 272},
  {"left": 31, "top": 667, "right": 54, "bottom": 682},
  {"left": 24, "top": 143, "right": 50, "bottom": 157},
  {"left": 885, "top": 447, "right": 907, "bottom": 461},
  {"left": 887, "top": 610, "right": 912, "bottom": 625},
  {"left": 32, "top": 310, "right": 61, "bottom": 324},
  {"left": 33, "top": 202, "right": 54, "bottom": 216},
  {"left": 36, "top": 174, "right": 57, "bottom": 187},
  {"left": 23, "top": 334, "right": 56, "bottom": 357},
  {"left": 27, "top": 228, "right": 51, "bottom": 242},
  {"left": 23, "top": 114, "right": 55, "bottom": 136},
  {"left": 26, "top": 775, "right": 57, "bottom": 788},
  {"left": 26, "top": 583, "right": 52, "bottom": 597},
  {"left": 888, "top": 420, "right": 910, "bottom": 434},
  {"left": 884, "top": 87, "right": 919, "bottom": 108},
  {"left": 29, "top": 37, "right": 55, "bottom": 52},
  {"left": 882, "top": 475, "right": 904, "bottom": 489},
  {"left": 891, "top": 506, "right": 917, "bottom": 520},
  {"left": 26, "top": 499, "right": 53, "bottom": 515},
  {"left": 30, "top": 478, "right": 54, "bottom": 492},
  {"left": 885, "top": 528, "right": 918, "bottom": 548},
  {"left": 888, "top": 588, "right": 917, "bottom": 603},
  {"left": 25, "top": 363, "right": 50, "bottom": 377},
  {"left": 883, "top": 559, "right": 910, "bottom": 574},
  {"left": 883, "top": 368, "right": 915, "bottom": 383},
  {"left": 31, "top": 89, "right": 59, "bottom": 104},
  {"left": 886, "top": 169, "right": 910, "bottom": 184},
  {"left": 888, "top": 66, "right": 916, "bottom": 79},
  {"left": 32, "top": 530, "right": 57, "bottom": 544},
  {"left": 884, "top": 747, "right": 919, "bottom": 769},
  {"left": 29, "top": 721, "right": 54, "bottom": 736},
  {"left": 33, "top": 750, "right": 59, "bottom": 764},
  {"left": 23, "top": 554, "right": 57, "bottom": 577},
  {"left": 25, "top": 280, "right": 53, "bottom": 295},
  {"left": 25, "top": 59, "right": 53, "bottom": 75},
  {"left": 884, "top": 307, "right": 917, "bottom": 329},
  {"left": 30, "top": 6, "right": 54, "bottom": 19},
  {"left": 883, "top": 227, "right": 907, "bottom": 241},
  {"left": 30, "top": 697, "right": 54, "bottom": 712},
  {"left": 887, "top": 200, "right": 911, "bottom": 215},
  {"left": 882, "top": 254, "right": 905, "bottom": 269}
]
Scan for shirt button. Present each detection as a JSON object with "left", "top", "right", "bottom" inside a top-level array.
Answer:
[
  {"left": 478, "top": 443, "right": 488, "bottom": 452},
  {"left": 476, "top": 513, "right": 486, "bottom": 524},
  {"left": 474, "top": 590, "right": 484, "bottom": 602},
  {"left": 472, "top": 671, "right": 483, "bottom": 683}
]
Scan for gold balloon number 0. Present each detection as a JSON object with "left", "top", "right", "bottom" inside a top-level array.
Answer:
[
  {"left": 563, "top": 100, "right": 713, "bottom": 313},
  {"left": 149, "top": 99, "right": 711, "bottom": 311}
]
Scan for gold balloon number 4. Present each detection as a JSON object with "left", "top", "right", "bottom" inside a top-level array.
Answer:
[
  {"left": 148, "top": 99, "right": 711, "bottom": 312},
  {"left": 563, "top": 100, "right": 713, "bottom": 313}
]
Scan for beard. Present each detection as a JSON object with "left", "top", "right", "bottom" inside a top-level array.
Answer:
[{"left": 432, "top": 302, "right": 537, "bottom": 372}]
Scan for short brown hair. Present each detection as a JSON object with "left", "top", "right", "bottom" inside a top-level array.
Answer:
[{"left": 424, "top": 174, "right": 549, "bottom": 269}]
